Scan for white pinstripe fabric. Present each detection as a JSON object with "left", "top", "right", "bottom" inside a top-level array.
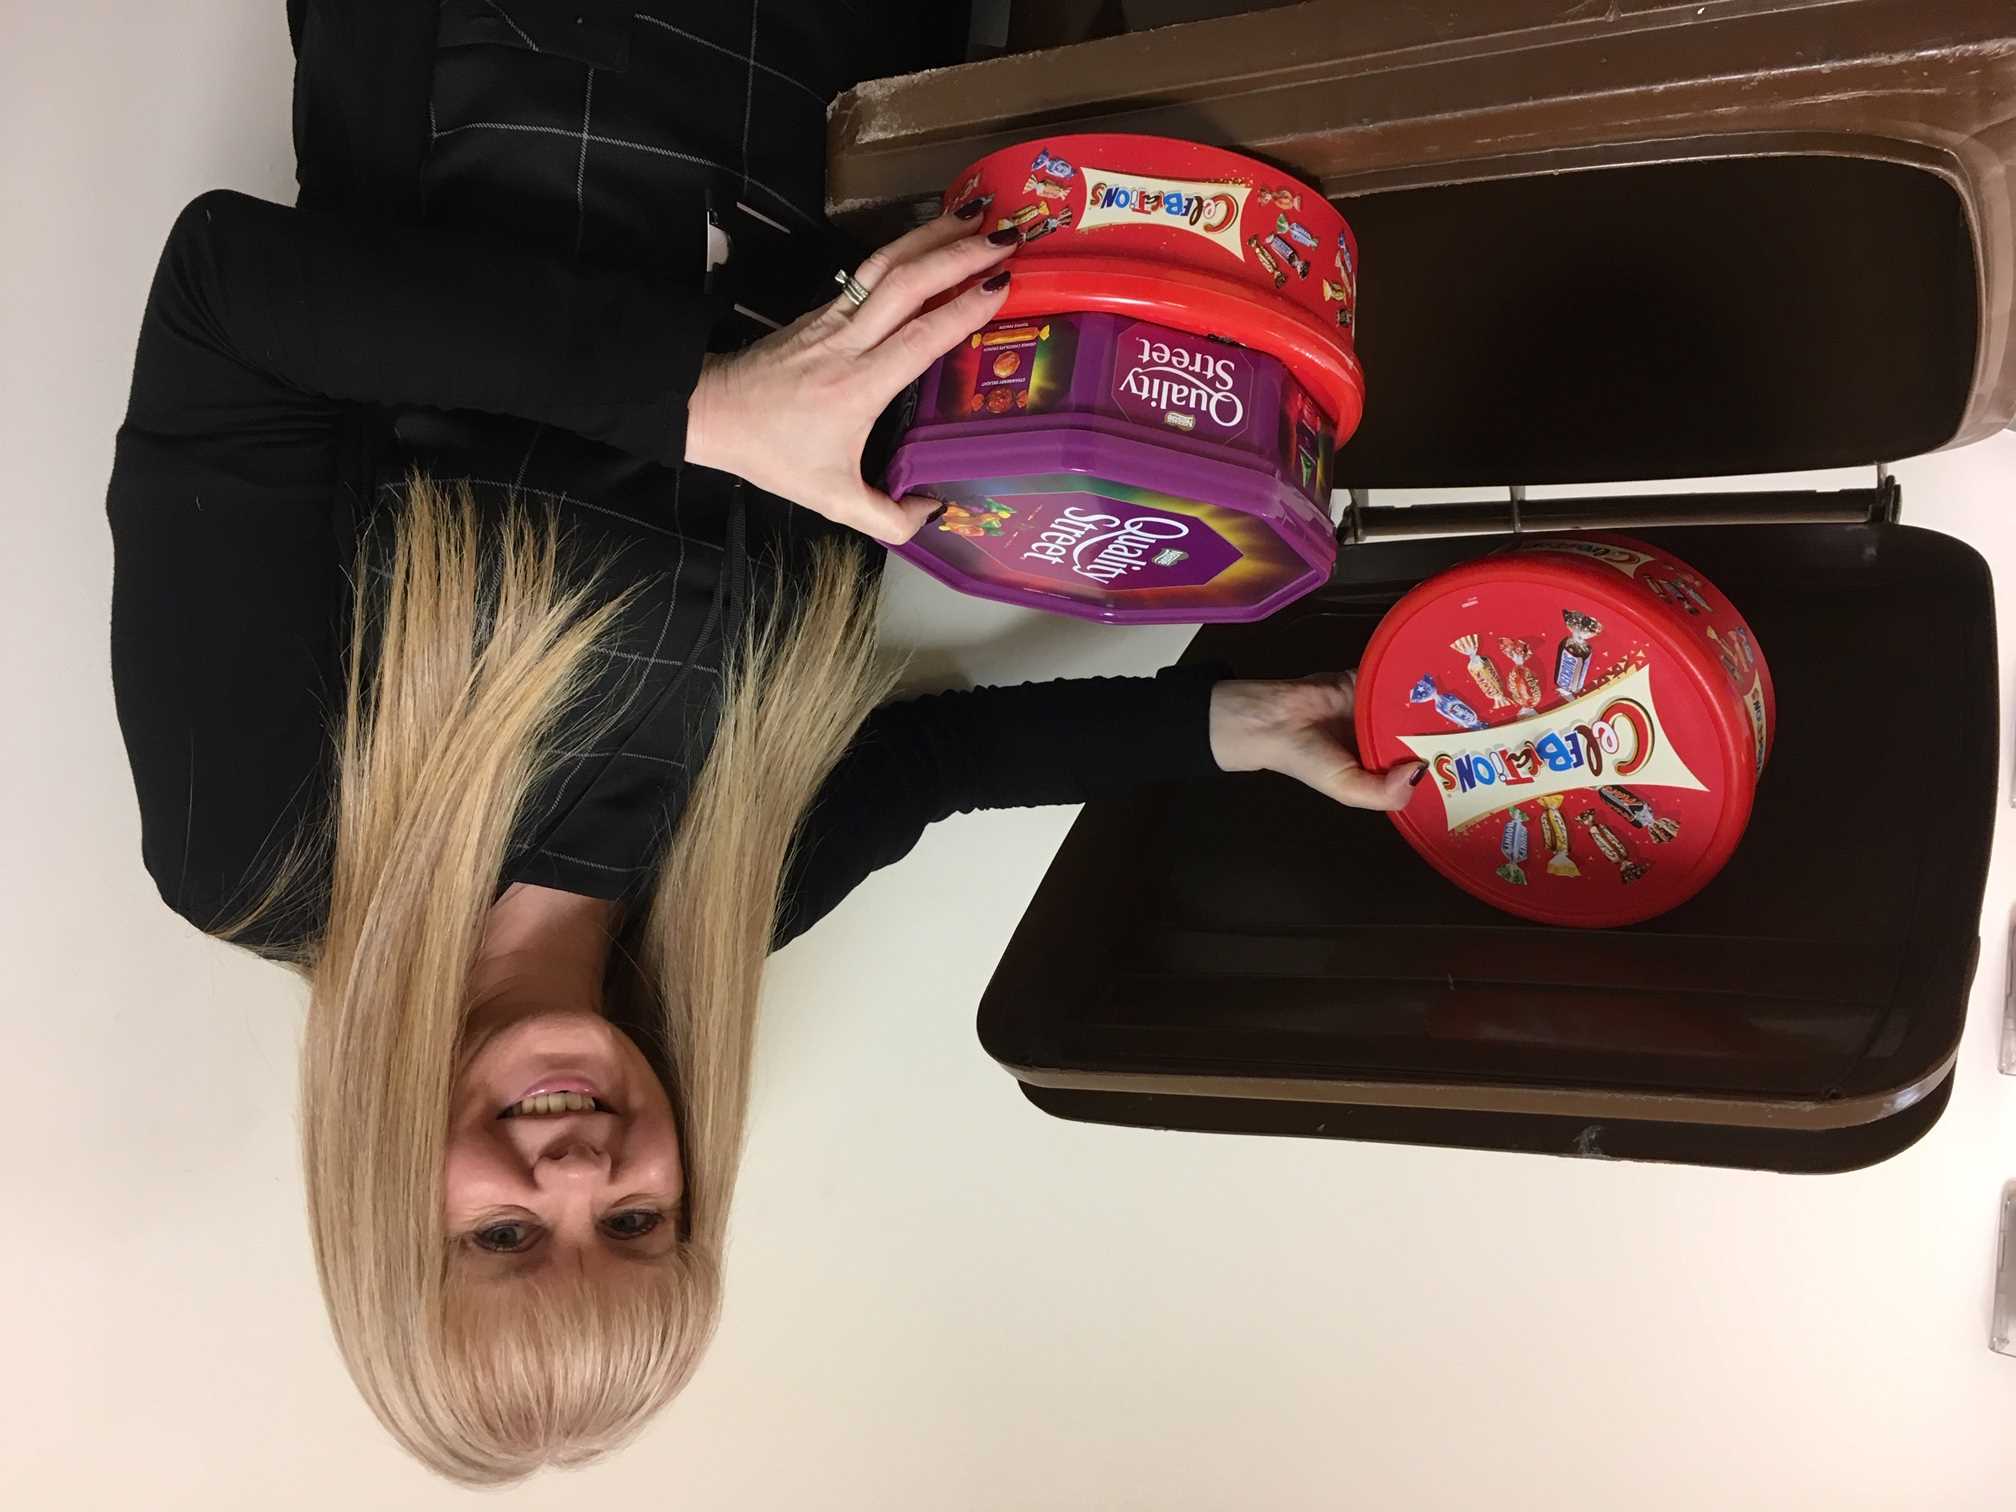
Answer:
[
  {"left": 631, "top": 12, "right": 824, "bottom": 103},
  {"left": 482, "top": 0, "right": 540, "bottom": 51},
  {"left": 407, "top": 1, "right": 864, "bottom": 888},
  {"left": 430, "top": 120, "right": 821, "bottom": 230}
]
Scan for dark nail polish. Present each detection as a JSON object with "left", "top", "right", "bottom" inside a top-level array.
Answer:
[
  {"left": 980, "top": 270, "right": 1012, "bottom": 292},
  {"left": 986, "top": 228, "right": 1022, "bottom": 247},
  {"left": 1409, "top": 764, "right": 1428, "bottom": 787},
  {"left": 953, "top": 197, "right": 987, "bottom": 220},
  {"left": 925, "top": 503, "right": 949, "bottom": 525}
]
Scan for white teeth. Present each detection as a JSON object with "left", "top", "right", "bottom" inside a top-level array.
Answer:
[{"left": 501, "top": 1092, "right": 600, "bottom": 1118}]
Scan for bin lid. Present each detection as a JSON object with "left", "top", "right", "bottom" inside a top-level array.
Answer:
[{"left": 1332, "top": 155, "right": 1979, "bottom": 487}]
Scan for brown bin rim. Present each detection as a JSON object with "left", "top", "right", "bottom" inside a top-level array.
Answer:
[
  {"left": 992, "top": 1042, "right": 1960, "bottom": 1133},
  {"left": 828, "top": 0, "right": 2016, "bottom": 457}
]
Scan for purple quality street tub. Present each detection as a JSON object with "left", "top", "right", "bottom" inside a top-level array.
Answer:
[{"left": 885, "top": 313, "right": 1338, "bottom": 624}]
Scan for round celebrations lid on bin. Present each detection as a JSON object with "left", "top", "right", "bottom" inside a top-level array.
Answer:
[{"left": 1354, "top": 535, "right": 1777, "bottom": 928}]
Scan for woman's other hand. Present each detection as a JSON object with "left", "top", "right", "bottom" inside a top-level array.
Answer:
[
  {"left": 1209, "top": 672, "right": 1425, "bottom": 811},
  {"left": 684, "top": 201, "right": 1015, "bottom": 545}
]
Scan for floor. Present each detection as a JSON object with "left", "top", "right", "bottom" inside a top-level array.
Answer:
[{"left": 6, "top": 2, "right": 2016, "bottom": 1507}]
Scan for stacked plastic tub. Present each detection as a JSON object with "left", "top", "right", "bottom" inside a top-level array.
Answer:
[{"left": 886, "top": 134, "right": 1364, "bottom": 625}]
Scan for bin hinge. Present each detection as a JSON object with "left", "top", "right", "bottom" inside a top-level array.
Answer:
[{"left": 1339, "top": 481, "right": 1902, "bottom": 546}]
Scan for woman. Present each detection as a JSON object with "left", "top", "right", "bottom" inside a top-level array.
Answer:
[{"left": 108, "top": 0, "right": 1420, "bottom": 1485}]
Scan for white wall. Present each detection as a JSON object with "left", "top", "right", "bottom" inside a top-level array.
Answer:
[{"left": 5, "top": 3, "right": 2014, "bottom": 1507}]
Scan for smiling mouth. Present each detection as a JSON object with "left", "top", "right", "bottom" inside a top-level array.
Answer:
[{"left": 499, "top": 1093, "right": 617, "bottom": 1119}]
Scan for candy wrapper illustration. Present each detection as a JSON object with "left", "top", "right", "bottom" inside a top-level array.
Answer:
[
  {"left": 1279, "top": 383, "right": 1330, "bottom": 506},
  {"left": 1247, "top": 237, "right": 1287, "bottom": 288},
  {"left": 1536, "top": 794, "right": 1579, "bottom": 877},
  {"left": 1276, "top": 214, "right": 1318, "bottom": 250},
  {"left": 1451, "top": 634, "right": 1511, "bottom": 710},
  {"left": 1598, "top": 784, "right": 1681, "bottom": 844},
  {"left": 1705, "top": 626, "right": 1746, "bottom": 686},
  {"left": 1577, "top": 810, "right": 1650, "bottom": 884},
  {"left": 1264, "top": 232, "right": 1311, "bottom": 279},
  {"left": 1674, "top": 576, "right": 1714, "bottom": 614},
  {"left": 998, "top": 203, "right": 1046, "bottom": 233},
  {"left": 1497, "top": 807, "right": 1531, "bottom": 886},
  {"left": 1029, "top": 147, "right": 1074, "bottom": 181},
  {"left": 1408, "top": 675, "right": 1482, "bottom": 731},
  {"left": 1497, "top": 637, "right": 1544, "bottom": 716},
  {"left": 1257, "top": 186, "right": 1302, "bottom": 210},
  {"left": 1020, "top": 208, "right": 1075, "bottom": 244},
  {"left": 933, "top": 500, "right": 1016, "bottom": 539},
  {"left": 1555, "top": 610, "right": 1602, "bottom": 696},
  {"left": 1022, "top": 176, "right": 1071, "bottom": 202},
  {"left": 949, "top": 171, "right": 987, "bottom": 216},
  {"left": 1651, "top": 577, "right": 1699, "bottom": 614}
]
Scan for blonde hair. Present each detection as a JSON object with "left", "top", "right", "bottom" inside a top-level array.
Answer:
[{"left": 237, "top": 477, "right": 891, "bottom": 1483}]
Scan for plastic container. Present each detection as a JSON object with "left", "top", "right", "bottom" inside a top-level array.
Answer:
[
  {"left": 1354, "top": 534, "right": 1776, "bottom": 926},
  {"left": 886, "top": 133, "right": 1364, "bottom": 625},
  {"left": 933, "top": 134, "right": 1362, "bottom": 429},
  {"left": 886, "top": 313, "right": 1337, "bottom": 623}
]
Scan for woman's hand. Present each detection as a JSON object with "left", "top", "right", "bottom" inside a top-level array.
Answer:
[
  {"left": 1209, "top": 672, "right": 1425, "bottom": 811},
  {"left": 684, "top": 202, "right": 1016, "bottom": 545}
]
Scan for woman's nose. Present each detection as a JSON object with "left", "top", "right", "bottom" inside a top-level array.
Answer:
[{"left": 534, "top": 1138, "right": 611, "bottom": 1180}]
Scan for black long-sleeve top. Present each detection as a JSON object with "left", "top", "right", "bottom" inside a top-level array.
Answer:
[{"left": 108, "top": 192, "right": 1224, "bottom": 954}]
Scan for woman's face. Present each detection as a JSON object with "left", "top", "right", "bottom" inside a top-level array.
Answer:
[{"left": 445, "top": 1010, "right": 684, "bottom": 1273}]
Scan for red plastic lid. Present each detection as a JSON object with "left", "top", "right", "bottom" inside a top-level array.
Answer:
[
  {"left": 1355, "top": 535, "right": 1776, "bottom": 928},
  {"left": 938, "top": 135, "right": 1365, "bottom": 439}
]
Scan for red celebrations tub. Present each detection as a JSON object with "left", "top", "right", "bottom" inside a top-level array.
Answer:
[
  {"left": 885, "top": 134, "right": 1364, "bottom": 625},
  {"left": 1355, "top": 536, "right": 1776, "bottom": 927}
]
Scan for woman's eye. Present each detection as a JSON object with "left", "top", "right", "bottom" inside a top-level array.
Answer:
[
  {"left": 602, "top": 1209, "right": 664, "bottom": 1240},
  {"left": 473, "top": 1221, "right": 538, "bottom": 1253}
]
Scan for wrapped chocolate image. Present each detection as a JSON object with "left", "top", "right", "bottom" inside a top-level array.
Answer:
[
  {"left": 1408, "top": 674, "right": 1483, "bottom": 731},
  {"left": 1451, "top": 634, "right": 1511, "bottom": 709},
  {"left": 1497, "top": 636, "right": 1544, "bottom": 715},
  {"left": 1497, "top": 807, "right": 1531, "bottom": 886},
  {"left": 1555, "top": 609, "right": 1602, "bottom": 696}
]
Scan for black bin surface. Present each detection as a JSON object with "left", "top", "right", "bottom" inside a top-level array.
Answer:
[{"left": 978, "top": 524, "right": 1996, "bottom": 1171}]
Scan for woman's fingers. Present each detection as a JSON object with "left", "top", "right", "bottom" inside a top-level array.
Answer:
[
  {"left": 705, "top": 203, "right": 1020, "bottom": 543},
  {"left": 864, "top": 270, "right": 1015, "bottom": 398},
  {"left": 849, "top": 198, "right": 991, "bottom": 300},
  {"left": 842, "top": 229, "right": 1015, "bottom": 352},
  {"left": 832, "top": 481, "right": 936, "bottom": 547},
  {"left": 1320, "top": 759, "right": 1426, "bottom": 813},
  {"left": 885, "top": 489, "right": 948, "bottom": 543}
]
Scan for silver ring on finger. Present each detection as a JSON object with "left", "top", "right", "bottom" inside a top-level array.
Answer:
[{"left": 833, "top": 268, "right": 872, "bottom": 310}]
